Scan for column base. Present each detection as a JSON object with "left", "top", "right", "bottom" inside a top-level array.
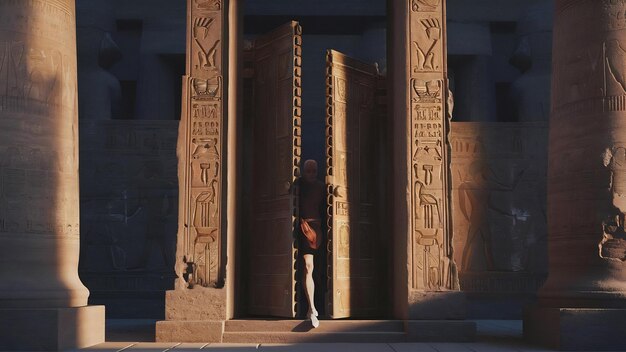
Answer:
[
  {"left": 408, "top": 291, "right": 467, "bottom": 319},
  {"left": 156, "top": 320, "right": 224, "bottom": 343},
  {"left": 524, "top": 307, "right": 626, "bottom": 351},
  {"left": 0, "top": 305, "right": 105, "bottom": 351}
]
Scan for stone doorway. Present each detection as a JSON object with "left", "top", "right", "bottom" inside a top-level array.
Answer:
[{"left": 239, "top": 21, "right": 390, "bottom": 320}]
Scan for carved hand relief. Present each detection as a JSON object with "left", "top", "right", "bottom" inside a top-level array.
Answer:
[
  {"left": 412, "top": 18, "right": 442, "bottom": 73},
  {"left": 606, "top": 39, "right": 626, "bottom": 94},
  {"left": 193, "top": 17, "right": 220, "bottom": 72},
  {"left": 412, "top": 0, "right": 441, "bottom": 12}
]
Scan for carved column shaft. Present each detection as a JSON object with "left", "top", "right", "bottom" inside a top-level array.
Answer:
[
  {"left": 0, "top": 1, "right": 105, "bottom": 349},
  {"left": 390, "top": 0, "right": 466, "bottom": 320},
  {"left": 525, "top": 1, "right": 626, "bottom": 349},
  {"left": 541, "top": 0, "right": 626, "bottom": 306},
  {"left": 178, "top": 0, "right": 226, "bottom": 290},
  {"left": 0, "top": 0, "right": 87, "bottom": 308},
  {"left": 157, "top": 0, "right": 236, "bottom": 341}
]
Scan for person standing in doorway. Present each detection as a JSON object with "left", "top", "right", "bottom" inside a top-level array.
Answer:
[{"left": 299, "top": 159, "right": 325, "bottom": 328}]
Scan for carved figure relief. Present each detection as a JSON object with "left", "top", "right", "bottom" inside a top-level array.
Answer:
[
  {"left": 606, "top": 39, "right": 626, "bottom": 93},
  {"left": 604, "top": 0, "right": 626, "bottom": 30},
  {"left": 336, "top": 77, "right": 347, "bottom": 102},
  {"left": 450, "top": 123, "right": 548, "bottom": 281},
  {"left": 0, "top": 41, "right": 73, "bottom": 113},
  {"left": 601, "top": 147, "right": 626, "bottom": 261}
]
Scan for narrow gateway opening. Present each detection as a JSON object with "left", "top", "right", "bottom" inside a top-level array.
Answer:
[{"left": 239, "top": 1, "right": 390, "bottom": 320}]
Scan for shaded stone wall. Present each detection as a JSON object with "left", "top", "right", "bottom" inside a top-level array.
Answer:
[
  {"left": 79, "top": 120, "right": 179, "bottom": 318},
  {"left": 450, "top": 121, "right": 548, "bottom": 317}
]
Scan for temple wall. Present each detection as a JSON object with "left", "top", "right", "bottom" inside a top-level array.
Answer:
[
  {"left": 79, "top": 120, "right": 179, "bottom": 318},
  {"left": 450, "top": 121, "right": 549, "bottom": 318}
]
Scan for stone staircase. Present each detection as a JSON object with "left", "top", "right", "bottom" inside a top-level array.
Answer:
[{"left": 222, "top": 320, "right": 407, "bottom": 343}]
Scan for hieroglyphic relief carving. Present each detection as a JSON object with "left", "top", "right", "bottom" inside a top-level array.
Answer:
[
  {"left": 0, "top": 42, "right": 75, "bottom": 115},
  {"left": 603, "top": 0, "right": 626, "bottom": 30},
  {"left": 412, "top": 0, "right": 441, "bottom": 12},
  {"left": 195, "top": 0, "right": 221, "bottom": 11},
  {"left": 326, "top": 50, "right": 384, "bottom": 318},
  {"left": 412, "top": 18, "right": 442, "bottom": 73},
  {"left": 0, "top": 0, "right": 79, "bottom": 241},
  {"left": 178, "top": 0, "right": 225, "bottom": 288},
  {"left": 552, "top": 7, "right": 626, "bottom": 120},
  {"left": 407, "top": 0, "right": 457, "bottom": 291},
  {"left": 601, "top": 147, "right": 626, "bottom": 261},
  {"left": 450, "top": 123, "right": 548, "bottom": 277}
]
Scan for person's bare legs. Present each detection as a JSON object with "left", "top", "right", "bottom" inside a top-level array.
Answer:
[{"left": 303, "top": 254, "right": 319, "bottom": 328}]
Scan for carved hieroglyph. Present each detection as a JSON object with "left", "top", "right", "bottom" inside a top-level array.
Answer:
[
  {"left": 407, "top": 0, "right": 456, "bottom": 291},
  {"left": 248, "top": 22, "right": 302, "bottom": 318},
  {"left": 326, "top": 50, "right": 385, "bottom": 318},
  {"left": 0, "top": 0, "right": 89, "bottom": 307},
  {"left": 178, "top": 0, "right": 225, "bottom": 288}
]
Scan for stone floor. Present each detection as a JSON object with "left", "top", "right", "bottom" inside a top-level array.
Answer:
[{"left": 76, "top": 320, "right": 626, "bottom": 352}]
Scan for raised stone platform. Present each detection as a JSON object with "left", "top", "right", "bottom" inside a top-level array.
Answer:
[
  {"left": 157, "top": 319, "right": 476, "bottom": 343},
  {"left": 524, "top": 307, "right": 626, "bottom": 351},
  {"left": 0, "top": 306, "right": 105, "bottom": 351}
]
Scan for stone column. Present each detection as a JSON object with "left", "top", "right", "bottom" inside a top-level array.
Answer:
[
  {"left": 389, "top": 0, "right": 474, "bottom": 340},
  {"left": 156, "top": 0, "right": 239, "bottom": 342},
  {"left": 524, "top": 1, "right": 626, "bottom": 350},
  {"left": 0, "top": 0, "right": 104, "bottom": 350}
]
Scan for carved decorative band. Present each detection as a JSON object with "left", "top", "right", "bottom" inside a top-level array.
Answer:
[
  {"left": 325, "top": 49, "right": 335, "bottom": 311},
  {"left": 554, "top": 96, "right": 626, "bottom": 119},
  {"left": 555, "top": 0, "right": 586, "bottom": 15},
  {"left": 291, "top": 22, "right": 303, "bottom": 315}
]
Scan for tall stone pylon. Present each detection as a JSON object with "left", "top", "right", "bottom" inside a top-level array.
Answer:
[
  {"left": 0, "top": 0, "right": 104, "bottom": 350},
  {"left": 157, "top": 0, "right": 241, "bottom": 342},
  {"left": 525, "top": 1, "right": 626, "bottom": 350},
  {"left": 388, "top": 0, "right": 475, "bottom": 340}
]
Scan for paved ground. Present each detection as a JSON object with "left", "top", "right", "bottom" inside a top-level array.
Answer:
[{"left": 77, "top": 320, "right": 625, "bottom": 352}]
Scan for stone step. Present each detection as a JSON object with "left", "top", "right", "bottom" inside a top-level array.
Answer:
[
  {"left": 224, "top": 319, "right": 404, "bottom": 333},
  {"left": 222, "top": 320, "right": 407, "bottom": 343},
  {"left": 222, "top": 331, "right": 407, "bottom": 343}
]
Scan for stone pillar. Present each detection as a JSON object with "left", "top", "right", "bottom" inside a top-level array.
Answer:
[
  {"left": 156, "top": 0, "right": 239, "bottom": 342},
  {"left": 508, "top": 3, "right": 553, "bottom": 122},
  {"left": 389, "top": 0, "right": 474, "bottom": 340},
  {"left": 0, "top": 0, "right": 104, "bottom": 350},
  {"left": 524, "top": 1, "right": 626, "bottom": 350}
]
